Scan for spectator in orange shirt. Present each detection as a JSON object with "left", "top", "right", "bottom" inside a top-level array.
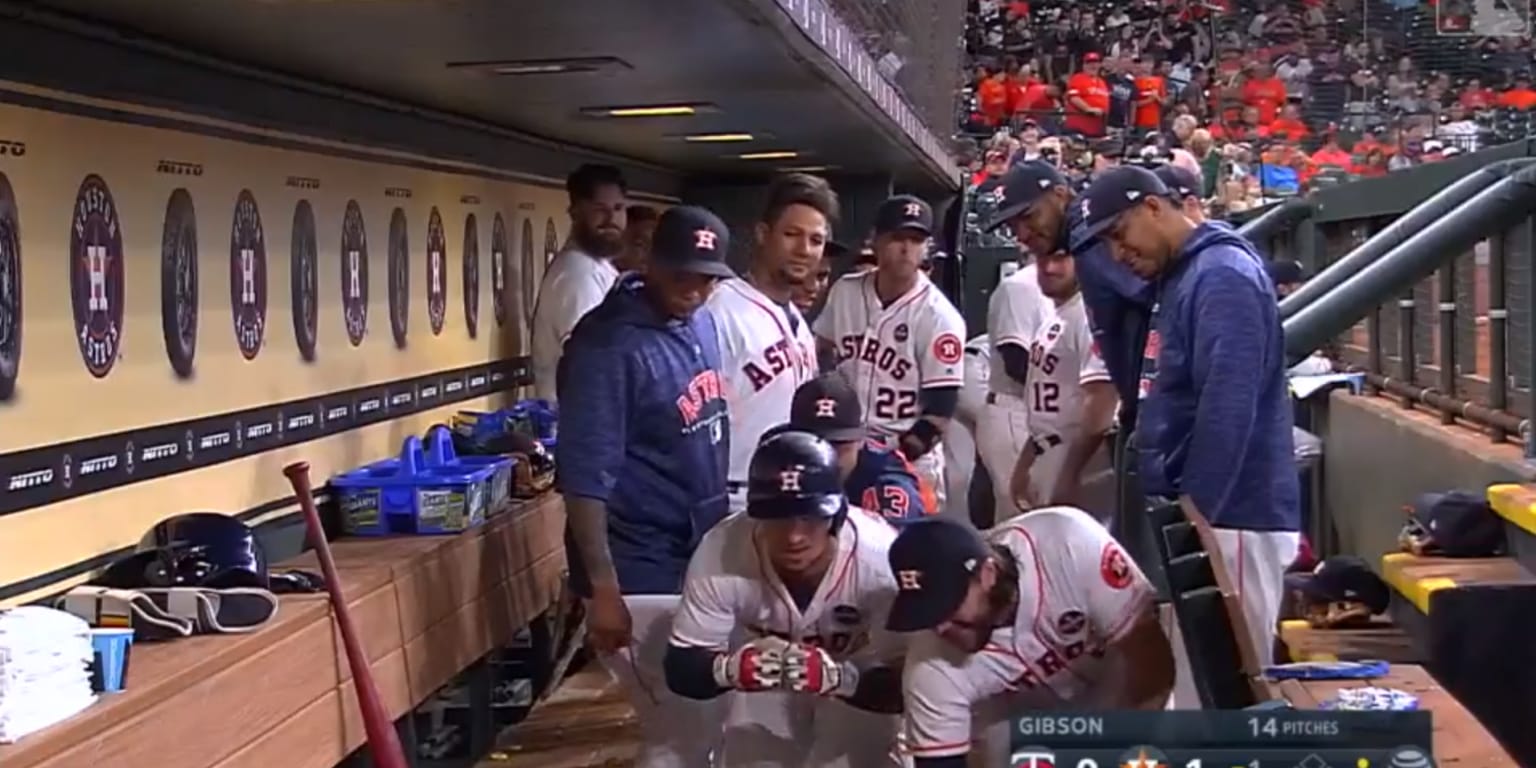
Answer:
[
  {"left": 1498, "top": 74, "right": 1536, "bottom": 110},
  {"left": 1241, "top": 63, "right": 1289, "bottom": 124},
  {"left": 1460, "top": 78, "right": 1497, "bottom": 110},
  {"left": 1309, "top": 129, "right": 1353, "bottom": 173},
  {"left": 1133, "top": 58, "right": 1167, "bottom": 131},
  {"left": 977, "top": 66, "right": 1011, "bottom": 127},
  {"left": 1267, "top": 104, "right": 1310, "bottom": 142},
  {"left": 1065, "top": 52, "right": 1111, "bottom": 136}
]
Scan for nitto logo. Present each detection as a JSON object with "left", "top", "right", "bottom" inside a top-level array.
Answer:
[
  {"left": 79, "top": 455, "right": 119, "bottom": 476},
  {"left": 390, "top": 392, "right": 412, "bottom": 406},
  {"left": 8, "top": 468, "right": 53, "bottom": 490},
  {"left": 384, "top": 187, "right": 412, "bottom": 199},
  {"left": 419, "top": 385, "right": 439, "bottom": 399},
  {"left": 199, "top": 432, "right": 232, "bottom": 450},
  {"left": 245, "top": 422, "right": 274, "bottom": 440},
  {"left": 156, "top": 160, "right": 204, "bottom": 176},
  {"left": 287, "top": 413, "right": 316, "bottom": 431},
  {"left": 358, "top": 398, "right": 381, "bottom": 413},
  {"left": 0, "top": 141, "right": 25, "bottom": 157},
  {"left": 285, "top": 176, "right": 320, "bottom": 190},
  {"left": 326, "top": 406, "right": 350, "bottom": 421},
  {"left": 141, "top": 443, "right": 178, "bottom": 462}
]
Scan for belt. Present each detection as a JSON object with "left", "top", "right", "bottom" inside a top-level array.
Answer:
[
  {"left": 986, "top": 392, "right": 1027, "bottom": 406},
  {"left": 1031, "top": 434, "right": 1064, "bottom": 456}
]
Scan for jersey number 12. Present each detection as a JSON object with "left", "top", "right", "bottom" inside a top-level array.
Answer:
[{"left": 1031, "top": 381, "right": 1059, "bottom": 413}]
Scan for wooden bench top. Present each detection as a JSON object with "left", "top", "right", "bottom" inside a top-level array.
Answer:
[
  {"left": 0, "top": 494, "right": 567, "bottom": 768},
  {"left": 1380, "top": 552, "right": 1536, "bottom": 614},
  {"left": 1278, "top": 664, "right": 1516, "bottom": 768},
  {"left": 1278, "top": 619, "right": 1419, "bottom": 663}
]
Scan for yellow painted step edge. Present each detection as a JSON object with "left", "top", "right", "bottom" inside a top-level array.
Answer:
[
  {"left": 1381, "top": 552, "right": 1457, "bottom": 614},
  {"left": 1279, "top": 619, "right": 1340, "bottom": 663},
  {"left": 1487, "top": 483, "right": 1536, "bottom": 537}
]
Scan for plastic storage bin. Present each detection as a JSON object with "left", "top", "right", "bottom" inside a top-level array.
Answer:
[
  {"left": 330, "top": 435, "right": 503, "bottom": 536},
  {"left": 424, "top": 425, "right": 514, "bottom": 514}
]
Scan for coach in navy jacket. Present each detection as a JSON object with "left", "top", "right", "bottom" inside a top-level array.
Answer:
[
  {"left": 557, "top": 205, "right": 733, "bottom": 767},
  {"left": 1077, "top": 166, "right": 1300, "bottom": 665}
]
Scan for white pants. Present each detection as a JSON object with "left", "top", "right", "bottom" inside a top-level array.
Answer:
[
  {"left": 1027, "top": 440, "right": 1116, "bottom": 525},
  {"left": 724, "top": 690, "right": 899, "bottom": 768},
  {"left": 974, "top": 394, "right": 1031, "bottom": 524},
  {"left": 941, "top": 421, "right": 977, "bottom": 523},
  {"left": 1210, "top": 528, "right": 1302, "bottom": 667},
  {"left": 600, "top": 595, "right": 727, "bottom": 768}
]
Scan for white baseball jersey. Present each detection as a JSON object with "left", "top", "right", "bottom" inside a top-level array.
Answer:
[
  {"left": 901, "top": 507, "right": 1155, "bottom": 761},
  {"left": 530, "top": 245, "right": 619, "bottom": 402},
  {"left": 1026, "top": 293, "right": 1110, "bottom": 440},
  {"left": 986, "top": 264, "right": 1053, "bottom": 398},
  {"left": 813, "top": 270, "right": 966, "bottom": 436},
  {"left": 707, "top": 278, "right": 819, "bottom": 483}
]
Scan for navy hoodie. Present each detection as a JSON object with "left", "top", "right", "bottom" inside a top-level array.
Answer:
[
  {"left": 1135, "top": 223, "right": 1300, "bottom": 532},
  {"left": 1066, "top": 202, "right": 1155, "bottom": 416},
  {"left": 557, "top": 274, "right": 731, "bottom": 596}
]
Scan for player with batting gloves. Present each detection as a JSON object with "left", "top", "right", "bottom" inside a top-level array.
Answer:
[
  {"left": 815, "top": 195, "right": 966, "bottom": 510},
  {"left": 887, "top": 515, "right": 1175, "bottom": 767},
  {"left": 558, "top": 205, "right": 736, "bottom": 768},
  {"left": 665, "top": 430, "right": 907, "bottom": 768}
]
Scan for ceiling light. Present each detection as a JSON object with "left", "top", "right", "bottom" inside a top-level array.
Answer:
[
  {"left": 681, "top": 133, "right": 757, "bottom": 143},
  {"left": 447, "top": 57, "right": 633, "bottom": 76},
  {"left": 737, "top": 151, "right": 800, "bottom": 160},
  {"left": 580, "top": 103, "right": 718, "bottom": 118},
  {"left": 780, "top": 165, "right": 834, "bottom": 173}
]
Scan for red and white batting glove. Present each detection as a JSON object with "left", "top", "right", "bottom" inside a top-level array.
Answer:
[
  {"left": 713, "top": 636, "right": 789, "bottom": 692},
  {"left": 782, "top": 643, "right": 859, "bottom": 697}
]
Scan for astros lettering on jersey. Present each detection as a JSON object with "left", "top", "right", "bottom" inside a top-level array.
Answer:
[
  {"left": 709, "top": 278, "right": 819, "bottom": 483},
  {"left": 901, "top": 507, "right": 1154, "bottom": 761},
  {"left": 813, "top": 270, "right": 967, "bottom": 436},
  {"left": 1026, "top": 294, "right": 1110, "bottom": 441}
]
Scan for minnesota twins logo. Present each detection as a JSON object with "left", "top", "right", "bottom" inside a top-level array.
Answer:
[
  {"left": 70, "top": 174, "right": 126, "bottom": 378},
  {"left": 490, "top": 213, "right": 508, "bottom": 328},
  {"left": 291, "top": 200, "right": 319, "bottom": 362},
  {"left": 340, "top": 200, "right": 369, "bottom": 346},
  {"left": 0, "top": 172, "right": 22, "bottom": 400},
  {"left": 462, "top": 213, "right": 480, "bottom": 339},
  {"left": 229, "top": 190, "right": 268, "bottom": 360},
  {"left": 387, "top": 207, "right": 410, "bottom": 349},
  {"left": 159, "top": 189, "right": 199, "bottom": 379},
  {"left": 426, "top": 207, "right": 448, "bottom": 336}
]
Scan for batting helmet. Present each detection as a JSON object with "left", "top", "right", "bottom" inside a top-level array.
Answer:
[{"left": 746, "top": 429, "right": 847, "bottom": 526}]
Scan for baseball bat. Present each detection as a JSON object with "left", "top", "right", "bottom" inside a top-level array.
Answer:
[{"left": 284, "top": 461, "right": 410, "bottom": 768}]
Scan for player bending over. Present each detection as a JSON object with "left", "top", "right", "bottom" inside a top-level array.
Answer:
[
  {"left": 665, "top": 430, "right": 907, "bottom": 768},
  {"left": 887, "top": 514, "right": 1175, "bottom": 767}
]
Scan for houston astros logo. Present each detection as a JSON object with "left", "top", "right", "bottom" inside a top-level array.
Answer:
[
  {"left": 779, "top": 469, "right": 802, "bottom": 492},
  {"left": 291, "top": 200, "right": 319, "bottom": 362},
  {"left": 490, "top": 213, "right": 508, "bottom": 328},
  {"left": 387, "top": 207, "right": 410, "bottom": 349},
  {"left": 229, "top": 189, "right": 268, "bottom": 360},
  {"left": 520, "top": 218, "right": 536, "bottom": 326},
  {"left": 694, "top": 229, "right": 718, "bottom": 250},
  {"left": 339, "top": 200, "right": 369, "bottom": 346},
  {"left": 463, "top": 213, "right": 480, "bottom": 339},
  {"left": 815, "top": 398, "right": 837, "bottom": 418},
  {"left": 159, "top": 188, "right": 199, "bottom": 379},
  {"left": 903, "top": 202, "right": 922, "bottom": 218},
  {"left": 897, "top": 570, "right": 922, "bottom": 591},
  {"left": 70, "top": 174, "right": 126, "bottom": 379},
  {"left": 426, "top": 207, "right": 447, "bottom": 336},
  {"left": 0, "top": 171, "right": 19, "bottom": 401}
]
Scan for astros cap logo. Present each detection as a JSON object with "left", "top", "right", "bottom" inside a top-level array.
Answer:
[
  {"left": 779, "top": 469, "right": 802, "bottom": 492},
  {"left": 815, "top": 397, "right": 837, "bottom": 418},
  {"left": 694, "top": 229, "right": 718, "bottom": 250},
  {"left": 897, "top": 570, "right": 922, "bottom": 591},
  {"left": 904, "top": 202, "right": 922, "bottom": 218}
]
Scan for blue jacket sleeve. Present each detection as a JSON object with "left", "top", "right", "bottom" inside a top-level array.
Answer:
[
  {"left": 555, "top": 331, "right": 630, "bottom": 502},
  {"left": 1181, "top": 266, "right": 1269, "bottom": 520}
]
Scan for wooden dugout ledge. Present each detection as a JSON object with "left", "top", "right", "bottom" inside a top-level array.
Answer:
[{"left": 0, "top": 493, "right": 567, "bottom": 768}]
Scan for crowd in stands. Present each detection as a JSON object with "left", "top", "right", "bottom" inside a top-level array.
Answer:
[{"left": 956, "top": 0, "right": 1536, "bottom": 229}]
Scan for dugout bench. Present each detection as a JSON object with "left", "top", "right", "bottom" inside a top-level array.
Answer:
[{"left": 0, "top": 493, "right": 568, "bottom": 768}]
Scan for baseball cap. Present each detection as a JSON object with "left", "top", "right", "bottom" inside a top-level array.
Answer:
[
  {"left": 825, "top": 239, "right": 851, "bottom": 260},
  {"left": 1403, "top": 490, "right": 1505, "bottom": 557},
  {"left": 1154, "top": 165, "right": 1203, "bottom": 201},
  {"left": 1284, "top": 555, "right": 1391, "bottom": 615},
  {"left": 790, "top": 373, "right": 864, "bottom": 443},
  {"left": 650, "top": 205, "right": 735, "bottom": 279},
  {"left": 1264, "top": 259, "right": 1305, "bottom": 287},
  {"left": 1075, "top": 165, "right": 1172, "bottom": 244},
  {"left": 886, "top": 518, "right": 991, "bottom": 632},
  {"left": 1083, "top": 52, "right": 1103, "bottom": 63},
  {"left": 874, "top": 195, "right": 933, "bottom": 237},
  {"left": 980, "top": 160, "right": 1068, "bottom": 232}
]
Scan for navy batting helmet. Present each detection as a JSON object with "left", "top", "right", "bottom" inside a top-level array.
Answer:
[{"left": 747, "top": 429, "right": 847, "bottom": 524}]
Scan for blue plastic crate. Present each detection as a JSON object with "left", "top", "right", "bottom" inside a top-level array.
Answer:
[
  {"left": 330, "top": 435, "right": 498, "bottom": 536},
  {"left": 423, "top": 425, "right": 515, "bottom": 514}
]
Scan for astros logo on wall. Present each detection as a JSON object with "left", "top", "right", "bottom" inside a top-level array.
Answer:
[
  {"left": 229, "top": 189, "right": 268, "bottom": 360},
  {"left": 520, "top": 218, "right": 537, "bottom": 328},
  {"left": 291, "top": 200, "right": 319, "bottom": 362},
  {"left": 387, "top": 207, "right": 410, "bottom": 349},
  {"left": 490, "top": 213, "right": 508, "bottom": 328},
  {"left": 69, "top": 174, "right": 126, "bottom": 379},
  {"left": 159, "top": 188, "right": 199, "bottom": 379},
  {"left": 543, "top": 217, "right": 559, "bottom": 267},
  {"left": 426, "top": 206, "right": 447, "bottom": 337},
  {"left": 462, "top": 213, "right": 480, "bottom": 339},
  {"left": 0, "top": 171, "right": 22, "bottom": 401},
  {"left": 340, "top": 199, "right": 369, "bottom": 346}
]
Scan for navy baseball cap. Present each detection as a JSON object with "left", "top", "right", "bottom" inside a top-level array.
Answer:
[
  {"left": 1285, "top": 555, "right": 1391, "bottom": 615},
  {"left": 651, "top": 205, "right": 735, "bottom": 279},
  {"left": 1154, "top": 165, "right": 1203, "bottom": 201},
  {"left": 790, "top": 373, "right": 864, "bottom": 443},
  {"left": 1404, "top": 490, "right": 1505, "bottom": 557},
  {"left": 1076, "top": 165, "right": 1173, "bottom": 244},
  {"left": 980, "top": 161, "right": 1068, "bottom": 232},
  {"left": 887, "top": 518, "right": 991, "bottom": 632},
  {"left": 874, "top": 195, "right": 933, "bottom": 237}
]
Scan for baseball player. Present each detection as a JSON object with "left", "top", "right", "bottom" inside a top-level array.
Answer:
[
  {"left": 615, "top": 204, "right": 660, "bottom": 275},
  {"left": 791, "top": 242, "right": 841, "bottom": 316},
  {"left": 531, "top": 164, "right": 629, "bottom": 402},
  {"left": 977, "top": 255, "right": 1052, "bottom": 523},
  {"left": 665, "top": 430, "right": 906, "bottom": 768},
  {"left": 887, "top": 515, "right": 1176, "bottom": 767},
  {"left": 709, "top": 173, "right": 839, "bottom": 511},
  {"left": 814, "top": 195, "right": 966, "bottom": 510},
  {"left": 1008, "top": 246, "right": 1118, "bottom": 515},
  {"left": 1154, "top": 165, "right": 1207, "bottom": 225},
  {"left": 559, "top": 205, "right": 736, "bottom": 768},
  {"left": 783, "top": 373, "right": 937, "bottom": 524},
  {"left": 1077, "top": 165, "right": 1300, "bottom": 665}
]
